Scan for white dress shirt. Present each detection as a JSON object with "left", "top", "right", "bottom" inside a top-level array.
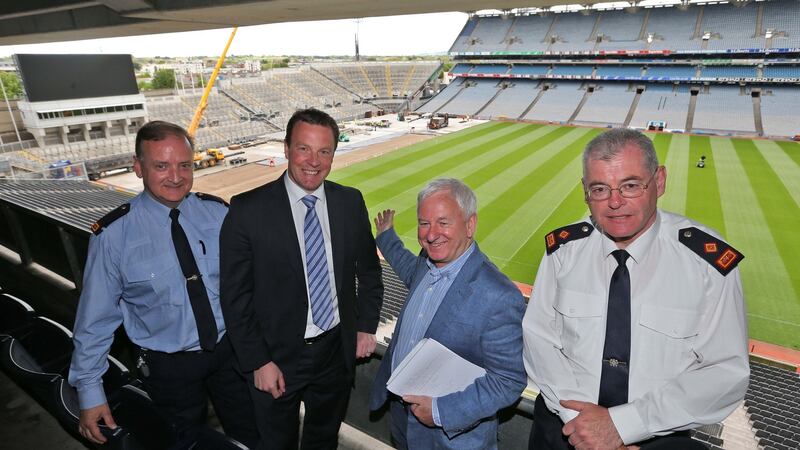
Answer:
[
  {"left": 285, "top": 175, "right": 340, "bottom": 338},
  {"left": 522, "top": 210, "right": 750, "bottom": 444}
]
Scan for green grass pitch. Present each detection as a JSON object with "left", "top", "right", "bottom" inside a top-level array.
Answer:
[{"left": 328, "top": 122, "right": 800, "bottom": 350}]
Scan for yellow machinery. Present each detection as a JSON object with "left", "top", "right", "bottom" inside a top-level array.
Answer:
[
  {"left": 193, "top": 148, "right": 225, "bottom": 170},
  {"left": 187, "top": 27, "right": 238, "bottom": 169}
]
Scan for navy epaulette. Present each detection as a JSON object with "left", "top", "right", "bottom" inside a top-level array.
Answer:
[
  {"left": 91, "top": 203, "right": 130, "bottom": 235},
  {"left": 195, "top": 192, "right": 229, "bottom": 207},
  {"left": 678, "top": 227, "right": 743, "bottom": 276},
  {"left": 545, "top": 222, "right": 594, "bottom": 255}
]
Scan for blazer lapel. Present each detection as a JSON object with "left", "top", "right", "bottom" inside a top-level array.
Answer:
[
  {"left": 271, "top": 174, "right": 304, "bottom": 280},
  {"left": 324, "top": 181, "right": 344, "bottom": 294}
]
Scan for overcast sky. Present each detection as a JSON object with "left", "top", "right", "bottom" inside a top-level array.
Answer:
[{"left": 0, "top": 12, "right": 469, "bottom": 58}]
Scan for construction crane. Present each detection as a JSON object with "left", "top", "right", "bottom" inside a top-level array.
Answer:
[{"left": 187, "top": 27, "right": 238, "bottom": 139}]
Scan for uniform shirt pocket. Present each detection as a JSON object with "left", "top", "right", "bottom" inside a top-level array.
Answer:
[
  {"left": 637, "top": 304, "right": 700, "bottom": 373},
  {"left": 553, "top": 289, "right": 605, "bottom": 359},
  {"left": 123, "top": 256, "right": 182, "bottom": 307}
]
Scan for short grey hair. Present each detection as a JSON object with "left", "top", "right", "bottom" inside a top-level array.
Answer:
[
  {"left": 417, "top": 178, "right": 477, "bottom": 221},
  {"left": 583, "top": 128, "right": 659, "bottom": 177}
]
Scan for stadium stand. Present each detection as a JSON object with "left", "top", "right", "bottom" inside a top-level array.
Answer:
[
  {"left": 572, "top": 83, "right": 635, "bottom": 126},
  {"left": 463, "top": 15, "right": 514, "bottom": 52},
  {"left": 762, "top": 0, "right": 800, "bottom": 48},
  {"left": 478, "top": 80, "right": 542, "bottom": 119},
  {"left": 745, "top": 361, "right": 800, "bottom": 450},
  {"left": 760, "top": 86, "right": 800, "bottom": 137},
  {"left": 548, "top": 12, "right": 597, "bottom": 53},
  {"left": 644, "top": 65, "right": 696, "bottom": 79},
  {"left": 595, "top": 65, "right": 643, "bottom": 79},
  {"left": 764, "top": 65, "right": 800, "bottom": 78},
  {"left": 692, "top": 86, "right": 756, "bottom": 134},
  {"left": 645, "top": 6, "right": 703, "bottom": 51},
  {"left": 551, "top": 65, "right": 594, "bottom": 76},
  {"left": 504, "top": 14, "right": 553, "bottom": 52},
  {"left": 700, "top": 2, "right": 763, "bottom": 51},
  {"left": 628, "top": 84, "right": 691, "bottom": 131},
  {"left": 595, "top": 9, "right": 647, "bottom": 51},
  {"left": 509, "top": 64, "right": 550, "bottom": 76},
  {"left": 437, "top": 79, "right": 500, "bottom": 116},
  {"left": 522, "top": 81, "right": 585, "bottom": 123},
  {"left": 436, "top": 0, "right": 800, "bottom": 138},
  {"left": 473, "top": 64, "right": 510, "bottom": 74},
  {"left": 699, "top": 66, "right": 758, "bottom": 79},
  {"left": 417, "top": 77, "right": 466, "bottom": 114},
  {"left": 1, "top": 60, "right": 439, "bottom": 179}
]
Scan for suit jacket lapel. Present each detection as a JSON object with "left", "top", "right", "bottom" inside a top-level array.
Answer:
[
  {"left": 272, "top": 173, "right": 304, "bottom": 281},
  {"left": 324, "top": 181, "right": 344, "bottom": 294}
]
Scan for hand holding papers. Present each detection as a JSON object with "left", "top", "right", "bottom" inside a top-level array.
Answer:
[{"left": 387, "top": 338, "right": 486, "bottom": 397}]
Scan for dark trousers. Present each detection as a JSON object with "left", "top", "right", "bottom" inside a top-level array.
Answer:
[
  {"left": 389, "top": 397, "right": 409, "bottom": 450},
  {"left": 250, "top": 327, "right": 351, "bottom": 450},
  {"left": 529, "top": 394, "right": 707, "bottom": 450},
  {"left": 141, "top": 334, "right": 260, "bottom": 449}
]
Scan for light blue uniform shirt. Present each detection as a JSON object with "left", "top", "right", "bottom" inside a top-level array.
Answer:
[
  {"left": 385, "top": 236, "right": 476, "bottom": 427},
  {"left": 68, "top": 191, "right": 228, "bottom": 409}
]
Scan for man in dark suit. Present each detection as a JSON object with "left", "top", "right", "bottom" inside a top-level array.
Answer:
[{"left": 220, "top": 108, "right": 383, "bottom": 449}]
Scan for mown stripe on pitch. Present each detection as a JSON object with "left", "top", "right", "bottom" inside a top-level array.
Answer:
[
  {"left": 367, "top": 121, "right": 558, "bottom": 236},
  {"left": 477, "top": 128, "right": 600, "bottom": 264},
  {"left": 712, "top": 137, "right": 798, "bottom": 348},
  {"left": 660, "top": 133, "right": 689, "bottom": 215},
  {"left": 377, "top": 126, "right": 566, "bottom": 236},
  {"left": 332, "top": 121, "right": 512, "bottom": 187},
  {"left": 753, "top": 140, "right": 800, "bottom": 210},
  {"left": 732, "top": 138, "right": 800, "bottom": 317},
  {"left": 355, "top": 122, "right": 530, "bottom": 195},
  {"left": 686, "top": 136, "right": 726, "bottom": 237},
  {"left": 501, "top": 179, "right": 589, "bottom": 283},
  {"left": 776, "top": 141, "right": 800, "bottom": 167}
]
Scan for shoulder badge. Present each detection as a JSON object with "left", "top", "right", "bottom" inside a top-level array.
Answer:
[
  {"left": 678, "top": 227, "right": 743, "bottom": 276},
  {"left": 545, "top": 222, "right": 594, "bottom": 255},
  {"left": 91, "top": 203, "right": 130, "bottom": 235},
  {"left": 195, "top": 192, "right": 229, "bottom": 207}
]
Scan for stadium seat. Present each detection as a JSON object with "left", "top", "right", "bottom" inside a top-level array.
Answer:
[
  {"left": 52, "top": 355, "right": 133, "bottom": 440},
  {"left": 0, "top": 316, "right": 74, "bottom": 406},
  {"left": 106, "top": 384, "right": 179, "bottom": 450},
  {"left": 0, "top": 293, "right": 37, "bottom": 341}
]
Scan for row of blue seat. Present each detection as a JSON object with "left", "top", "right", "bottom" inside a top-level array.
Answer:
[
  {"left": 0, "top": 291, "right": 247, "bottom": 450},
  {"left": 451, "top": 64, "right": 800, "bottom": 79}
]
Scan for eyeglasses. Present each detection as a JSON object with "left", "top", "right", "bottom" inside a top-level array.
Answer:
[{"left": 585, "top": 171, "right": 657, "bottom": 201}]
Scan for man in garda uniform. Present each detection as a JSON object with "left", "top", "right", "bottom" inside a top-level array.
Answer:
[
  {"left": 69, "top": 121, "right": 259, "bottom": 447},
  {"left": 523, "top": 128, "right": 749, "bottom": 450}
]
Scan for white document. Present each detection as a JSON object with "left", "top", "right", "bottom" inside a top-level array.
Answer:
[{"left": 387, "top": 338, "right": 486, "bottom": 397}]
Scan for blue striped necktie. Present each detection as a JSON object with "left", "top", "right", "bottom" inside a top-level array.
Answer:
[{"left": 301, "top": 195, "right": 335, "bottom": 331}]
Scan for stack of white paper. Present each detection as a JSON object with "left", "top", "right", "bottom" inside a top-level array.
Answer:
[{"left": 387, "top": 338, "right": 486, "bottom": 397}]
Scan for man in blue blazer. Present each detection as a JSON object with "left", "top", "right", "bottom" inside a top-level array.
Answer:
[{"left": 370, "top": 178, "right": 527, "bottom": 449}]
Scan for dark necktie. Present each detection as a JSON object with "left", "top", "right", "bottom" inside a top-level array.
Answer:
[
  {"left": 170, "top": 208, "right": 218, "bottom": 351},
  {"left": 598, "top": 249, "right": 631, "bottom": 408}
]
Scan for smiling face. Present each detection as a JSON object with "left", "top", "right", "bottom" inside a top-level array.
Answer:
[
  {"left": 133, "top": 134, "right": 194, "bottom": 208},
  {"left": 417, "top": 190, "right": 477, "bottom": 268},
  {"left": 583, "top": 144, "right": 666, "bottom": 248},
  {"left": 284, "top": 121, "right": 336, "bottom": 192}
]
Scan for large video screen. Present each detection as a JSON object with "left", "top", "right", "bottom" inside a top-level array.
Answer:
[{"left": 15, "top": 54, "right": 139, "bottom": 102}]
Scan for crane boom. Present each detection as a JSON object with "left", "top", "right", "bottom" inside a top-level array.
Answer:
[{"left": 187, "top": 27, "right": 238, "bottom": 138}]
